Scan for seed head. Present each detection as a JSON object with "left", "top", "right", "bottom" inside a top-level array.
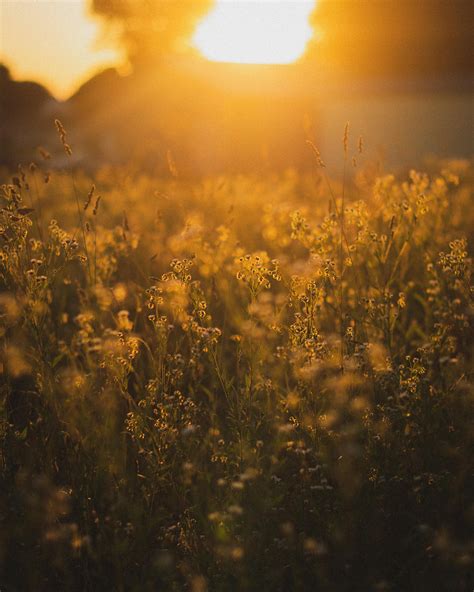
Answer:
[
  {"left": 343, "top": 122, "right": 349, "bottom": 154},
  {"left": 38, "top": 146, "right": 51, "bottom": 160},
  {"left": 54, "top": 119, "right": 72, "bottom": 156},
  {"left": 84, "top": 185, "right": 95, "bottom": 210},
  {"left": 92, "top": 195, "right": 102, "bottom": 216},
  {"left": 306, "top": 140, "right": 326, "bottom": 168},
  {"left": 55, "top": 118, "right": 66, "bottom": 140}
]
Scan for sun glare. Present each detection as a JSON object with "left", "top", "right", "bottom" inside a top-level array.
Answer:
[{"left": 193, "top": 0, "right": 316, "bottom": 65}]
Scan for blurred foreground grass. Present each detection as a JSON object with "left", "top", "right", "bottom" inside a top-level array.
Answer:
[{"left": 0, "top": 145, "right": 472, "bottom": 591}]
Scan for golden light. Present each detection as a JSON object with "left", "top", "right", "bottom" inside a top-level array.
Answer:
[
  {"left": 0, "top": 1, "right": 122, "bottom": 99},
  {"left": 193, "top": 1, "right": 316, "bottom": 65}
]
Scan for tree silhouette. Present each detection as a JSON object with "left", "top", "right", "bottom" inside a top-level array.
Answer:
[{"left": 91, "top": 0, "right": 212, "bottom": 64}]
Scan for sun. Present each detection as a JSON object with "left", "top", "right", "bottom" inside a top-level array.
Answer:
[{"left": 193, "top": 0, "right": 316, "bottom": 65}]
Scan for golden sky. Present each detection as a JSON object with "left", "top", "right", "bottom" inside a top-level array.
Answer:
[
  {"left": 0, "top": 0, "right": 319, "bottom": 99},
  {"left": 0, "top": 0, "right": 122, "bottom": 99},
  {"left": 2, "top": 0, "right": 469, "bottom": 101}
]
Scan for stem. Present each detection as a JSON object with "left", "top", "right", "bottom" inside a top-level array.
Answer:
[
  {"left": 93, "top": 218, "right": 97, "bottom": 285},
  {"left": 340, "top": 154, "right": 347, "bottom": 373},
  {"left": 31, "top": 171, "right": 44, "bottom": 241},
  {"left": 69, "top": 167, "right": 92, "bottom": 283}
]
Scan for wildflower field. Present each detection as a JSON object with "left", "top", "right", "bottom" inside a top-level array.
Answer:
[{"left": 0, "top": 131, "right": 472, "bottom": 591}]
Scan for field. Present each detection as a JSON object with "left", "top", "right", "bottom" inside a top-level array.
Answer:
[{"left": 0, "top": 131, "right": 472, "bottom": 591}]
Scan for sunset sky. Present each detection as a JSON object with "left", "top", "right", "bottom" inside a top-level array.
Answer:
[
  {"left": 1, "top": 1, "right": 471, "bottom": 99},
  {"left": 1, "top": 0, "right": 321, "bottom": 98},
  {"left": 0, "top": 0, "right": 123, "bottom": 98}
]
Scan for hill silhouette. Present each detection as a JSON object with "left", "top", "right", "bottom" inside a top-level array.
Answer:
[{"left": 0, "top": 65, "right": 61, "bottom": 166}]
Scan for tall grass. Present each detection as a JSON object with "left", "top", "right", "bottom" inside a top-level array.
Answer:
[{"left": 0, "top": 127, "right": 472, "bottom": 591}]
